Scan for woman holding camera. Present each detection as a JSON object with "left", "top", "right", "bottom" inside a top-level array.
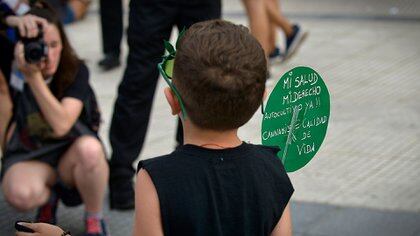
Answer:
[{"left": 0, "top": 2, "right": 109, "bottom": 236}]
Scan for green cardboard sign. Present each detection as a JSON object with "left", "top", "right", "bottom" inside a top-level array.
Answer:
[{"left": 261, "top": 67, "right": 330, "bottom": 172}]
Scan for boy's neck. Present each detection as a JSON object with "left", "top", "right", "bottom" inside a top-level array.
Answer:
[{"left": 183, "top": 121, "right": 242, "bottom": 149}]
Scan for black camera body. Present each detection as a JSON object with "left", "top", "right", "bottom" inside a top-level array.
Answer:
[{"left": 18, "top": 25, "right": 48, "bottom": 64}]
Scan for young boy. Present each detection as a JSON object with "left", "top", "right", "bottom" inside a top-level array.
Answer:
[
  {"left": 134, "top": 19, "right": 294, "bottom": 236},
  {"left": 15, "top": 19, "right": 293, "bottom": 236}
]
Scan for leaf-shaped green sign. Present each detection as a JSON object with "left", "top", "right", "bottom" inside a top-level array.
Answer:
[{"left": 261, "top": 66, "right": 330, "bottom": 172}]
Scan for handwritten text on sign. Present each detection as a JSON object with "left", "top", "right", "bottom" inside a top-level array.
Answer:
[{"left": 261, "top": 67, "right": 330, "bottom": 172}]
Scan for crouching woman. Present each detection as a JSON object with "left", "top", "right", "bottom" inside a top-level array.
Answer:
[{"left": 0, "top": 2, "right": 109, "bottom": 235}]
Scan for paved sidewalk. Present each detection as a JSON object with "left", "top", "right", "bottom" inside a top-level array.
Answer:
[
  {"left": 1, "top": 194, "right": 420, "bottom": 236},
  {"left": 1, "top": 0, "right": 420, "bottom": 235}
]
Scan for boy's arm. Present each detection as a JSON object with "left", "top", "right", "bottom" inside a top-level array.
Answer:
[
  {"left": 133, "top": 169, "right": 164, "bottom": 236},
  {"left": 271, "top": 202, "right": 293, "bottom": 236}
]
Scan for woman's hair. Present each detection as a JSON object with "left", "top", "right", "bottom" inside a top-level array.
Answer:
[{"left": 28, "top": 0, "right": 81, "bottom": 99}]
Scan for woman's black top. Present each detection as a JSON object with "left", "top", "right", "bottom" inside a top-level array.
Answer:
[{"left": 138, "top": 142, "right": 294, "bottom": 236}]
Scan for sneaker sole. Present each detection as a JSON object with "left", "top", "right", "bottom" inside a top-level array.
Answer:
[{"left": 283, "top": 31, "right": 309, "bottom": 62}]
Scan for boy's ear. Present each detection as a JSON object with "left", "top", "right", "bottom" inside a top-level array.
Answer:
[{"left": 164, "top": 87, "right": 181, "bottom": 116}]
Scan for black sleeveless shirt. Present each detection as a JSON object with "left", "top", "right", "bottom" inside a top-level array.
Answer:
[{"left": 137, "top": 142, "right": 294, "bottom": 236}]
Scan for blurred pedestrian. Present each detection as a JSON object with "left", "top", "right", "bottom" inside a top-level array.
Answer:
[
  {"left": 242, "top": 0, "right": 307, "bottom": 62},
  {"left": 108, "top": 0, "right": 221, "bottom": 210},
  {"left": 97, "top": 0, "right": 123, "bottom": 71}
]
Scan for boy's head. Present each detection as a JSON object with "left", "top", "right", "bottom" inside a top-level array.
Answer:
[{"left": 172, "top": 19, "right": 267, "bottom": 131}]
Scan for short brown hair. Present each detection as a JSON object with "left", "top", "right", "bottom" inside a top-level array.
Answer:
[{"left": 173, "top": 20, "right": 267, "bottom": 130}]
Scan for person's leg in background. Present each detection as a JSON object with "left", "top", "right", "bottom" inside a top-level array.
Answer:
[
  {"left": 108, "top": 1, "right": 176, "bottom": 210},
  {"left": 176, "top": 1, "right": 222, "bottom": 40},
  {"left": 265, "top": 0, "right": 307, "bottom": 60},
  {"left": 98, "top": 0, "right": 123, "bottom": 71},
  {"left": 1, "top": 161, "right": 56, "bottom": 212},
  {"left": 57, "top": 136, "right": 109, "bottom": 235},
  {"left": 268, "top": 19, "right": 283, "bottom": 62},
  {"left": 242, "top": 0, "right": 275, "bottom": 78},
  {"left": 176, "top": 118, "right": 183, "bottom": 147},
  {"left": 265, "top": 0, "right": 293, "bottom": 37},
  {"left": 242, "top": 0, "right": 271, "bottom": 56}
]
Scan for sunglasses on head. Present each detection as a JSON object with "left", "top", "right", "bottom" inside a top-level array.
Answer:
[{"left": 158, "top": 28, "right": 188, "bottom": 118}]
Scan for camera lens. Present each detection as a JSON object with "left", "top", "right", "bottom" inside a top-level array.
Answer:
[
  {"left": 21, "top": 24, "right": 47, "bottom": 64},
  {"left": 25, "top": 42, "right": 45, "bottom": 63}
]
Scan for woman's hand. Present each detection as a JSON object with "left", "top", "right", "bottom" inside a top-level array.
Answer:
[
  {"left": 14, "top": 42, "right": 43, "bottom": 79},
  {"left": 15, "top": 222, "right": 67, "bottom": 236},
  {"left": 5, "top": 14, "right": 48, "bottom": 38}
]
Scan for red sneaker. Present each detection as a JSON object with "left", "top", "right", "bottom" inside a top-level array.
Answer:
[
  {"left": 35, "top": 192, "right": 59, "bottom": 224},
  {"left": 85, "top": 217, "right": 110, "bottom": 236}
]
